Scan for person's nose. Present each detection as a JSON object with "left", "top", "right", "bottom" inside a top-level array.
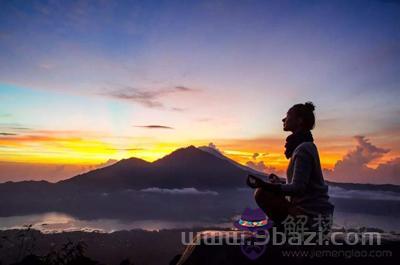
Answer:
[{"left": 282, "top": 117, "right": 286, "bottom": 123}]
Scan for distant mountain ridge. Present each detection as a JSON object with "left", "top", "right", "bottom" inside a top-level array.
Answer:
[
  {"left": 1, "top": 145, "right": 399, "bottom": 193},
  {"left": 198, "top": 145, "right": 266, "bottom": 176},
  {"left": 57, "top": 145, "right": 267, "bottom": 191}
]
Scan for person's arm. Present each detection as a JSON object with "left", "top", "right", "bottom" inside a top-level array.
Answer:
[
  {"left": 247, "top": 148, "right": 313, "bottom": 195},
  {"left": 268, "top": 173, "right": 286, "bottom": 184},
  {"left": 247, "top": 175, "right": 282, "bottom": 193},
  {"left": 280, "top": 149, "right": 312, "bottom": 196}
]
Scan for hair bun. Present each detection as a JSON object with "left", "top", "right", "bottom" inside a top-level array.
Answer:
[{"left": 304, "top": 101, "right": 315, "bottom": 112}]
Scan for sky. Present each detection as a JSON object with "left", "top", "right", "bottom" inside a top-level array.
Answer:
[{"left": 0, "top": 0, "right": 399, "bottom": 184}]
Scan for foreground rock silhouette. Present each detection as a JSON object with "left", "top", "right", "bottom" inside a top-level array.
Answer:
[{"left": 172, "top": 230, "right": 400, "bottom": 265}]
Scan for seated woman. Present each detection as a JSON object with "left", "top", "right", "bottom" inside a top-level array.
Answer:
[{"left": 247, "top": 102, "right": 334, "bottom": 232}]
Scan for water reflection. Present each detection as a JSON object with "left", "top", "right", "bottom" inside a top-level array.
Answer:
[
  {"left": 1, "top": 188, "right": 399, "bottom": 233},
  {"left": 333, "top": 211, "right": 400, "bottom": 232},
  {"left": 1, "top": 211, "right": 399, "bottom": 233},
  {"left": 0, "top": 212, "right": 233, "bottom": 233}
]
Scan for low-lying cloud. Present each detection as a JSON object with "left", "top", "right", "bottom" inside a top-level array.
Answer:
[
  {"left": 245, "top": 151, "right": 277, "bottom": 174},
  {"left": 245, "top": 160, "right": 267, "bottom": 172},
  {"left": 140, "top": 187, "right": 219, "bottom": 195},
  {"left": 329, "top": 186, "right": 400, "bottom": 201}
]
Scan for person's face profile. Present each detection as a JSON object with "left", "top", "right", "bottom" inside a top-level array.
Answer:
[
  {"left": 282, "top": 109, "right": 301, "bottom": 132},
  {"left": 282, "top": 111, "right": 292, "bottom": 131}
]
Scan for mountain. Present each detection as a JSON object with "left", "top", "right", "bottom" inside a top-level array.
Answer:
[
  {"left": 58, "top": 157, "right": 152, "bottom": 191},
  {"left": 2, "top": 145, "right": 400, "bottom": 193},
  {"left": 198, "top": 145, "right": 269, "bottom": 176},
  {"left": 1, "top": 145, "right": 400, "bottom": 221},
  {"left": 57, "top": 145, "right": 266, "bottom": 191}
]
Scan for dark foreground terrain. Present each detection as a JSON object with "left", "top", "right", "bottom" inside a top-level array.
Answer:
[
  {"left": 176, "top": 230, "right": 400, "bottom": 265},
  {"left": 0, "top": 227, "right": 192, "bottom": 265},
  {"left": 1, "top": 228, "right": 399, "bottom": 265}
]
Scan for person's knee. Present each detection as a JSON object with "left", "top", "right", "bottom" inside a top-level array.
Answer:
[
  {"left": 254, "top": 188, "right": 279, "bottom": 207},
  {"left": 254, "top": 188, "right": 266, "bottom": 205}
]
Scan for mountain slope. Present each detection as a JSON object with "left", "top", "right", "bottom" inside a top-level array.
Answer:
[
  {"left": 198, "top": 145, "right": 272, "bottom": 176},
  {"left": 56, "top": 146, "right": 266, "bottom": 191},
  {"left": 58, "top": 157, "right": 152, "bottom": 190},
  {"left": 2, "top": 146, "right": 399, "bottom": 193}
]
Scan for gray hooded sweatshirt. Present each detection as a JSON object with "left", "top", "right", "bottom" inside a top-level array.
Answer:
[{"left": 281, "top": 142, "right": 334, "bottom": 215}]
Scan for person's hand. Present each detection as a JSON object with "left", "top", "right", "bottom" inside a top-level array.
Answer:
[
  {"left": 247, "top": 174, "right": 282, "bottom": 194},
  {"left": 268, "top": 173, "right": 282, "bottom": 183},
  {"left": 246, "top": 174, "right": 266, "bottom": 189}
]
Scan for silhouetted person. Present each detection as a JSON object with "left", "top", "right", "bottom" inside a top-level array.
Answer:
[{"left": 247, "top": 102, "right": 334, "bottom": 231}]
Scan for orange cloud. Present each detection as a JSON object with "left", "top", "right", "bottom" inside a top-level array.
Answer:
[
  {"left": 325, "top": 136, "right": 400, "bottom": 184},
  {"left": 1, "top": 130, "right": 398, "bottom": 184},
  {"left": 0, "top": 130, "right": 117, "bottom": 164},
  {"left": 0, "top": 159, "right": 117, "bottom": 183},
  {"left": 207, "top": 135, "right": 354, "bottom": 171}
]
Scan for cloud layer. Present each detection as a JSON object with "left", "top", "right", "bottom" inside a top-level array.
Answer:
[
  {"left": 140, "top": 187, "right": 219, "bottom": 195},
  {"left": 103, "top": 86, "right": 197, "bottom": 109},
  {"left": 325, "top": 136, "right": 400, "bottom": 184},
  {"left": 329, "top": 186, "right": 400, "bottom": 201},
  {"left": 134, "top": 125, "right": 174, "bottom": 129},
  {"left": 0, "top": 159, "right": 117, "bottom": 183}
]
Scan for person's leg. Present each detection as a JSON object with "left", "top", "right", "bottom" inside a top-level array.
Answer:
[{"left": 254, "top": 188, "right": 291, "bottom": 224}]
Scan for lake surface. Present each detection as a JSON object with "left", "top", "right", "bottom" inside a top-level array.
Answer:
[
  {"left": 1, "top": 187, "right": 399, "bottom": 233},
  {"left": 0, "top": 212, "right": 234, "bottom": 233},
  {"left": 1, "top": 211, "right": 399, "bottom": 233}
]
